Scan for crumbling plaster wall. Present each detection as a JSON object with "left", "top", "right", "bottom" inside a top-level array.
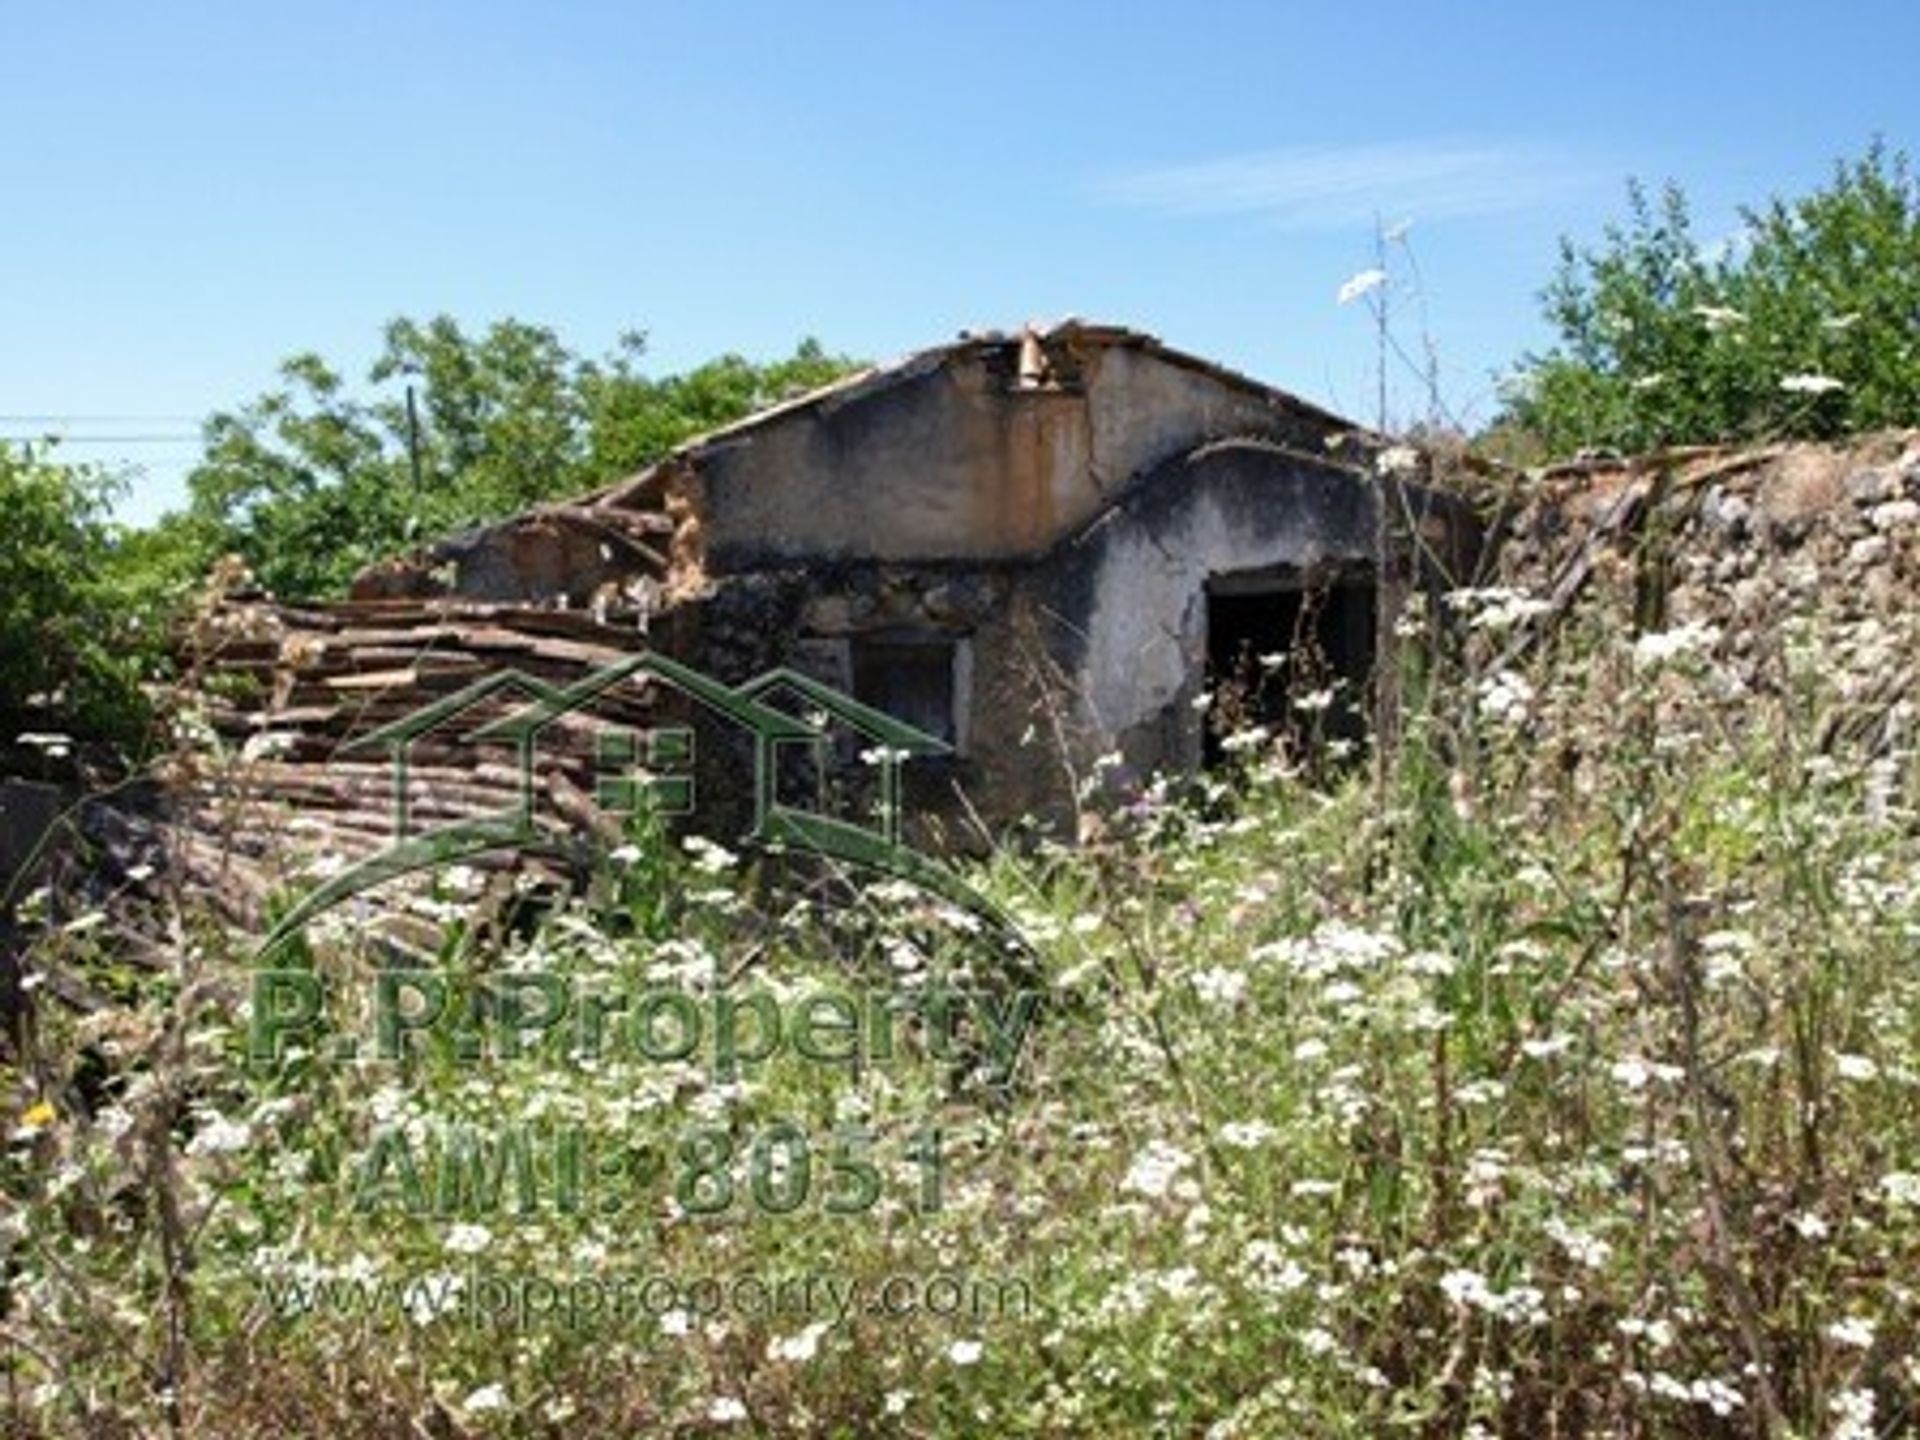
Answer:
[
  {"left": 653, "top": 336, "right": 1384, "bottom": 835},
  {"left": 684, "top": 444, "right": 1475, "bottom": 837},
  {"left": 1020, "top": 443, "right": 1381, "bottom": 790},
  {"left": 695, "top": 340, "right": 1344, "bottom": 569}
]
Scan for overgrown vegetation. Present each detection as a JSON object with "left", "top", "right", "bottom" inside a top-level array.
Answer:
[
  {"left": 0, "top": 447, "right": 171, "bottom": 752},
  {"left": 7, "top": 492, "right": 1920, "bottom": 1434},
  {"left": 1504, "top": 141, "right": 1920, "bottom": 459}
]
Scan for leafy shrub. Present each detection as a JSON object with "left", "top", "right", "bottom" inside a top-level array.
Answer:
[
  {"left": 1507, "top": 141, "right": 1920, "bottom": 457},
  {"left": 0, "top": 447, "right": 164, "bottom": 752}
]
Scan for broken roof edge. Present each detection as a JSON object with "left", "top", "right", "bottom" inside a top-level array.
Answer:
[
  {"left": 1047, "top": 433, "right": 1419, "bottom": 566},
  {"left": 576, "top": 319, "right": 1368, "bottom": 512}
]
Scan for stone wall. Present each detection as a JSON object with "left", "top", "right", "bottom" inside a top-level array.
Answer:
[{"left": 1483, "top": 430, "right": 1920, "bottom": 751}]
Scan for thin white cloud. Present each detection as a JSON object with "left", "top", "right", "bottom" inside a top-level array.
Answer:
[{"left": 1091, "top": 139, "right": 1588, "bottom": 229}]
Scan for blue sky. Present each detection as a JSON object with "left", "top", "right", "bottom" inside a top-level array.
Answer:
[{"left": 4, "top": 2, "right": 1914, "bottom": 525}]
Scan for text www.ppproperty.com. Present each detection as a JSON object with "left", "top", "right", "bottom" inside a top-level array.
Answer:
[{"left": 256, "top": 1265, "right": 1035, "bottom": 1333}]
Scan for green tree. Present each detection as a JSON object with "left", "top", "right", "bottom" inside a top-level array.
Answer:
[
  {"left": 184, "top": 319, "right": 860, "bottom": 597},
  {"left": 0, "top": 447, "right": 162, "bottom": 750},
  {"left": 1507, "top": 141, "right": 1920, "bottom": 457}
]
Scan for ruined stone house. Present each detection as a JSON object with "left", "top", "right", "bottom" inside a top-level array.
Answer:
[{"left": 188, "top": 320, "right": 1474, "bottom": 906}]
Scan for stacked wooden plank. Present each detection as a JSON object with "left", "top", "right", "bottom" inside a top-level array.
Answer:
[{"left": 170, "top": 592, "right": 685, "bottom": 928}]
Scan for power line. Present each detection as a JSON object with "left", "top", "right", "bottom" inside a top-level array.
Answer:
[
  {"left": 0, "top": 414, "right": 201, "bottom": 424},
  {"left": 0, "top": 434, "right": 201, "bottom": 444}
]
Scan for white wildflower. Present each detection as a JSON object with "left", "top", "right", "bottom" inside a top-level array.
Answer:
[
  {"left": 1789, "top": 1212, "right": 1830, "bottom": 1241},
  {"left": 1219, "top": 1120, "right": 1275, "bottom": 1150},
  {"left": 1440, "top": 1268, "right": 1494, "bottom": 1309},
  {"left": 1219, "top": 725, "right": 1271, "bottom": 754},
  {"left": 1464, "top": 1149, "right": 1510, "bottom": 1208},
  {"left": 1259, "top": 921, "right": 1400, "bottom": 978},
  {"left": 1826, "top": 1316, "right": 1875, "bottom": 1350},
  {"left": 1701, "top": 929, "right": 1752, "bottom": 986},
  {"left": 1618, "top": 1315, "right": 1674, "bottom": 1350},
  {"left": 444, "top": 1223, "right": 492, "bottom": 1256},
  {"left": 1377, "top": 444, "right": 1420, "bottom": 476},
  {"left": 1880, "top": 1172, "right": 1920, "bottom": 1207},
  {"left": 1404, "top": 949, "right": 1456, "bottom": 977},
  {"left": 1632, "top": 622, "right": 1718, "bottom": 665},
  {"left": 682, "top": 835, "right": 739, "bottom": 873},
  {"left": 1478, "top": 669, "right": 1534, "bottom": 724},
  {"left": 461, "top": 1384, "right": 508, "bottom": 1415},
  {"left": 15, "top": 732, "right": 73, "bottom": 758},
  {"left": 187, "top": 1114, "right": 251, "bottom": 1156},
  {"left": 1122, "top": 1140, "right": 1195, "bottom": 1200},
  {"left": 948, "top": 1337, "right": 984, "bottom": 1365},
  {"left": 1829, "top": 1386, "right": 1876, "bottom": 1440},
  {"left": 239, "top": 731, "right": 296, "bottom": 762},
  {"left": 1454, "top": 1078, "right": 1507, "bottom": 1107},
  {"left": 1157, "top": 1265, "right": 1201, "bottom": 1299},
  {"left": 1779, "top": 373, "right": 1844, "bottom": 395},
  {"left": 1545, "top": 1219, "right": 1612, "bottom": 1270},
  {"left": 1498, "top": 1284, "right": 1548, "bottom": 1325},
  {"left": 768, "top": 1321, "right": 828, "bottom": 1363},
  {"left": 708, "top": 1396, "right": 748, "bottom": 1423},
  {"left": 1245, "top": 1240, "right": 1308, "bottom": 1296},
  {"left": 1337, "top": 268, "right": 1387, "bottom": 305},
  {"left": 1293, "top": 687, "right": 1336, "bottom": 713},
  {"left": 1474, "top": 592, "right": 1551, "bottom": 631},
  {"left": 1691, "top": 1377, "right": 1744, "bottom": 1416},
  {"left": 1835, "top": 1053, "right": 1878, "bottom": 1082},
  {"left": 1190, "top": 966, "right": 1248, "bottom": 1006},
  {"left": 1611, "top": 1056, "right": 1653, "bottom": 1091}
]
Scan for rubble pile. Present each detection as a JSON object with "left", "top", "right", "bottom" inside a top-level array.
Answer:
[{"left": 164, "top": 591, "right": 679, "bottom": 922}]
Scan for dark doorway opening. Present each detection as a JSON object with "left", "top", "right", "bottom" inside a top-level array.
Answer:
[{"left": 1204, "top": 569, "right": 1376, "bottom": 767}]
